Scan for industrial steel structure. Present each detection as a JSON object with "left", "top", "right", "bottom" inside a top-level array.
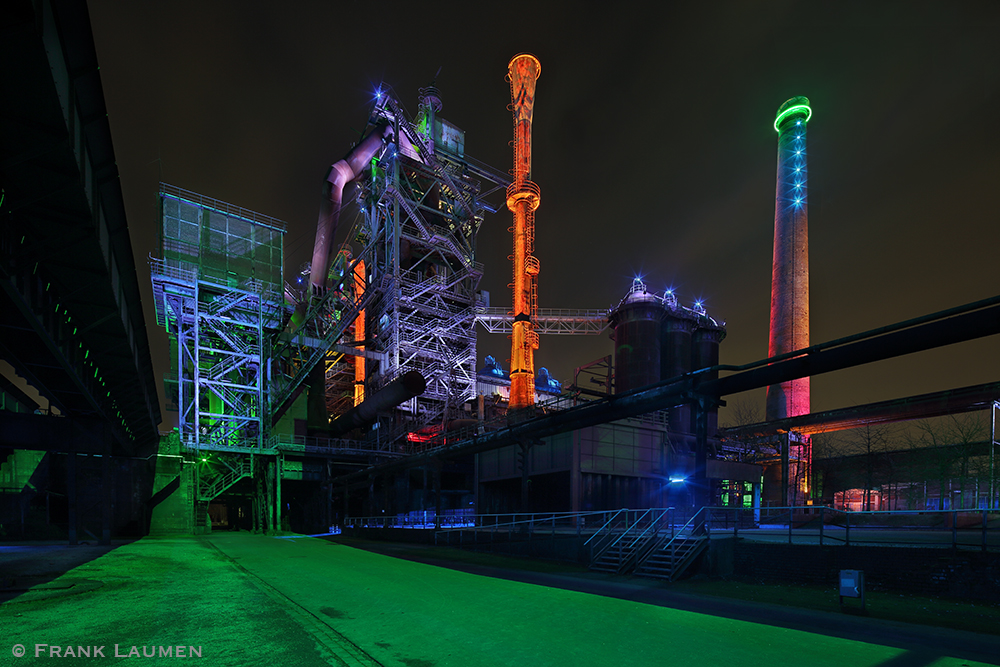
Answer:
[
  {"left": 152, "top": 185, "right": 286, "bottom": 452},
  {"left": 146, "top": 78, "right": 514, "bottom": 530},
  {"left": 6, "top": 3, "right": 1000, "bottom": 550},
  {"left": 349, "top": 83, "right": 509, "bottom": 430}
]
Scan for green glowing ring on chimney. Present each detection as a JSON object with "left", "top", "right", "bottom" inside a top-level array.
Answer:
[{"left": 774, "top": 97, "right": 812, "bottom": 132}]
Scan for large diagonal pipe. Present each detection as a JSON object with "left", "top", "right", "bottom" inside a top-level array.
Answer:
[
  {"left": 310, "top": 123, "right": 391, "bottom": 294},
  {"left": 329, "top": 370, "right": 426, "bottom": 437}
]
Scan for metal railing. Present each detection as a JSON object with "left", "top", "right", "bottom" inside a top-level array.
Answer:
[
  {"left": 343, "top": 506, "right": 999, "bottom": 553},
  {"left": 584, "top": 508, "right": 674, "bottom": 564},
  {"left": 345, "top": 509, "right": 620, "bottom": 533},
  {"left": 703, "top": 506, "right": 1000, "bottom": 552},
  {"left": 273, "top": 434, "right": 404, "bottom": 457}
]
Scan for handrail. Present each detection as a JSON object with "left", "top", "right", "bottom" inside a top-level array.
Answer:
[
  {"left": 656, "top": 507, "right": 708, "bottom": 555},
  {"left": 583, "top": 509, "right": 626, "bottom": 546},
  {"left": 346, "top": 509, "right": 615, "bottom": 531},
  {"left": 602, "top": 508, "right": 655, "bottom": 554},
  {"left": 584, "top": 512, "right": 632, "bottom": 563},
  {"left": 621, "top": 508, "right": 670, "bottom": 552}
]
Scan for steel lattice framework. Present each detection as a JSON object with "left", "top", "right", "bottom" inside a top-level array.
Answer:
[
  {"left": 151, "top": 185, "right": 287, "bottom": 452},
  {"left": 347, "top": 88, "right": 509, "bottom": 429},
  {"left": 475, "top": 307, "right": 608, "bottom": 335}
]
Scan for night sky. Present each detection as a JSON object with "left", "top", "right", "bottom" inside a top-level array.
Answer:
[{"left": 86, "top": 2, "right": 1000, "bottom": 431}]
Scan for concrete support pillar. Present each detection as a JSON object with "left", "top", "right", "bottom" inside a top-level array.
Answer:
[
  {"left": 433, "top": 460, "right": 442, "bottom": 529},
  {"left": 693, "top": 398, "right": 710, "bottom": 533},
  {"left": 473, "top": 455, "right": 480, "bottom": 515},
  {"left": 519, "top": 441, "right": 532, "bottom": 513},
  {"left": 382, "top": 473, "right": 390, "bottom": 516},
  {"left": 420, "top": 467, "right": 428, "bottom": 511},
  {"left": 366, "top": 475, "right": 375, "bottom": 518},
  {"left": 67, "top": 451, "right": 77, "bottom": 545},
  {"left": 342, "top": 480, "right": 349, "bottom": 524},
  {"left": 571, "top": 430, "right": 581, "bottom": 521},
  {"left": 781, "top": 432, "right": 790, "bottom": 508},
  {"left": 100, "top": 439, "right": 111, "bottom": 545},
  {"left": 267, "top": 459, "right": 276, "bottom": 534},
  {"left": 275, "top": 455, "right": 282, "bottom": 532}
]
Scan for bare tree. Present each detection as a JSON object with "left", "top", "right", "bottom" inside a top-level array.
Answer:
[
  {"left": 849, "top": 423, "right": 895, "bottom": 510},
  {"left": 906, "top": 413, "right": 987, "bottom": 510}
]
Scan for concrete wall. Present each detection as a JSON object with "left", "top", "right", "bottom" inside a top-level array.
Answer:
[
  {"left": 711, "top": 540, "right": 1000, "bottom": 602},
  {"left": 148, "top": 444, "right": 194, "bottom": 535}
]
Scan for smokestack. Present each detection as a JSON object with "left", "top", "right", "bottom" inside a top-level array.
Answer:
[
  {"left": 506, "top": 54, "right": 542, "bottom": 409},
  {"left": 766, "top": 96, "right": 812, "bottom": 421}
]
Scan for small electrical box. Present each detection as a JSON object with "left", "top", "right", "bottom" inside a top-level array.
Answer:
[{"left": 839, "top": 569, "right": 865, "bottom": 611}]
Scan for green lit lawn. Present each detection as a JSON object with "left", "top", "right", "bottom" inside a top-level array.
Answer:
[
  {"left": 330, "top": 536, "right": 1000, "bottom": 639},
  {"left": 212, "top": 534, "right": 998, "bottom": 666},
  {"left": 4, "top": 535, "right": 997, "bottom": 666}
]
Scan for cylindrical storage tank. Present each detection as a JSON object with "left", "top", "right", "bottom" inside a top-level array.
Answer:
[
  {"left": 692, "top": 323, "right": 726, "bottom": 435},
  {"left": 660, "top": 313, "right": 694, "bottom": 381},
  {"left": 661, "top": 312, "right": 694, "bottom": 433},
  {"left": 609, "top": 283, "right": 665, "bottom": 395}
]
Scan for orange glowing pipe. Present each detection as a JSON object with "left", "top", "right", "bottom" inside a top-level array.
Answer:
[
  {"left": 353, "top": 259, "right": 366, "bottom": 406},
  {"left": 506, "top": 54, "right": 541, "bottom": 409}
]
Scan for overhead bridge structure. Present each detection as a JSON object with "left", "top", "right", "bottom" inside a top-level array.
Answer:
[
  {"left": 475, "top": 307, "right": 608, "bottom": 335},
  {"left": 1, "top": 0, "right": 161, "bottom": 543}
]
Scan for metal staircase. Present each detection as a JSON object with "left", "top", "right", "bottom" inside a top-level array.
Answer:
[
  {"left": 199, "top": 458, "right": 253, "bottom": 502},
  {"left": 586, "top": 509, "right": 670, "bottom": 575},
  {"left": 633, "top": 535, "right": 708, "bottom": 581},
  {"left": 634, "top": 508, "right": 710, "bottom": 581}
]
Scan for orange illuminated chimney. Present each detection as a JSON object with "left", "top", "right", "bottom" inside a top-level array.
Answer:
[
  {"left": 506, "top": 54, "right": 541, "bottom": 409},
  {"left": 353, "top": 259, "right": 366, "bottom": 406}
]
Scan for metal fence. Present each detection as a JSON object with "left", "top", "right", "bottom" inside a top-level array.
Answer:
[
  {"left": 706, "top": 506, "right": 1000, "bottom": 552},
  {"left": 344, "top": 506, "right": 1000, "bottom": 552}
]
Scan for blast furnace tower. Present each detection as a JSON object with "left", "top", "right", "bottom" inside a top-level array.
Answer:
[{"left": 506, "top": 54, "right": 542, "bottom": 409}]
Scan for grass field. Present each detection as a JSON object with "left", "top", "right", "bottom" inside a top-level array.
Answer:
[{"left": 336, "top": 536, "right": 1000, "bottom": 637}]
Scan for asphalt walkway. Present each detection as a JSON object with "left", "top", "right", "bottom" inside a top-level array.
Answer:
[{"left": 2, "top": 534, "right": 999, "bottom": 666}]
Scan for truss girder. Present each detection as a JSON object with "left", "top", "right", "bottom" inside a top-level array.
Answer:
[{"left": 475, "top": 307, "right": 609, "bottom": 335}]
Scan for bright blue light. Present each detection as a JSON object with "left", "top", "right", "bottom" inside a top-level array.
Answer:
[
  {"left": 795, "top": 198, "right": 802, "bottom": 204},
  {"left": 669, "top": 477, "right": 686, "bottom": 484},
  {"left": 796, "top": 150, "right": 802, "bottom": 155}
]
